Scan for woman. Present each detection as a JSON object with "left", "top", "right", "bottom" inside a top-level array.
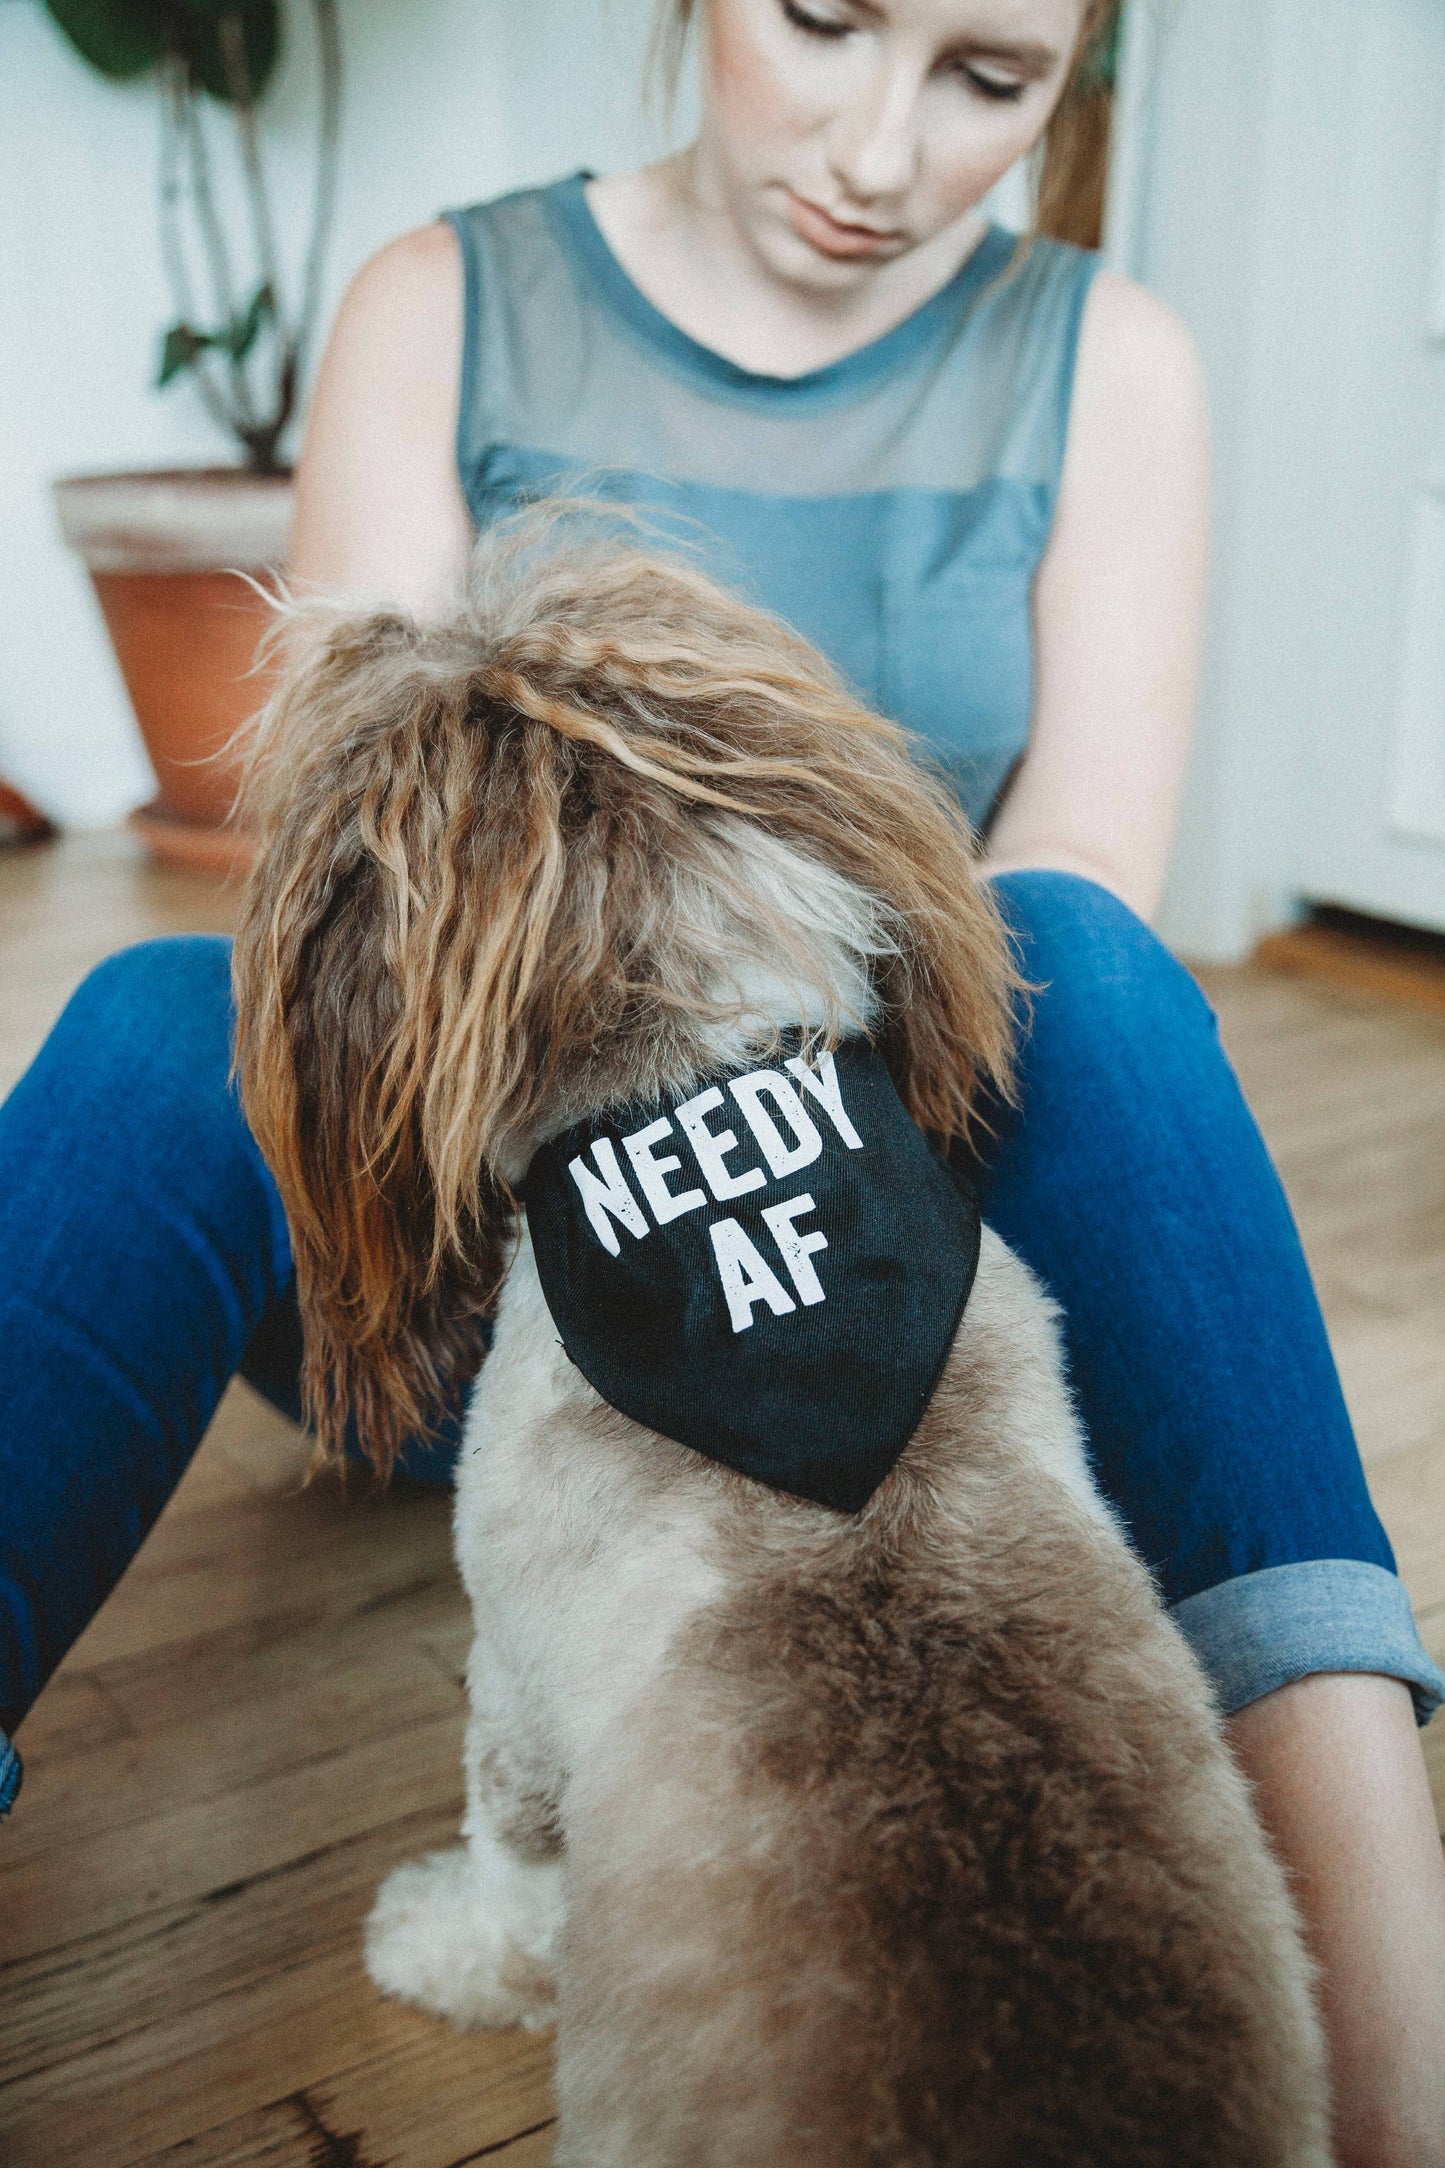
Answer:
[{"left": 2, "top": 2, "right": 1442, "bottom": 2157}]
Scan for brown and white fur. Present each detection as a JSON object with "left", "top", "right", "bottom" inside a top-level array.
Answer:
[{"left": 233, "top": 517, "right": 1331, "bottom": 2167}]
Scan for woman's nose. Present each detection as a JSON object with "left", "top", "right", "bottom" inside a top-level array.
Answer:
[{"left": 825, "top": 64, "right": 922, "bottom": 207}]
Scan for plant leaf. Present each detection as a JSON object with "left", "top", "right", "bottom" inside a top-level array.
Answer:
[
  {"left": 43, "top": 0, "right": 173, "bottom": 80},
  {"left": 180, "top": 1, "right": 281, "bottom": 104},
  {"left": 157, "top": 321, "right": 214, "bottom": 387},
  {"left": 226, "top": 282, "right": 275, "bottom": 362}
]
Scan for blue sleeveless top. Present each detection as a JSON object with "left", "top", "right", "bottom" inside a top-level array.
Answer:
[{"left": 444, "top": 174, "right": 1098, "bottom": 827}]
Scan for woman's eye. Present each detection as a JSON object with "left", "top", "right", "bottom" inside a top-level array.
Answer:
[
  {"left": 958, "top": 64, "right": 1028, "bottom": 102},
  {"left": 780, "top": 0, "right": 853, "bottom": 40}
]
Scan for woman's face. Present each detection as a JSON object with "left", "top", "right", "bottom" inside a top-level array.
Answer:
[{"left": 693, "top": 0, "right": 1085, "bottom": 288}]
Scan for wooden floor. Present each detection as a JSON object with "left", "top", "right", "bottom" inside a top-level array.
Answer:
[{"left": 1, "top": 831, "right": 1442, "bottom": 2168}]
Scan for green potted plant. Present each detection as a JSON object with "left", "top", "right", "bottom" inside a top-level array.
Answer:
[{"left": 48, "top": 0, "right": 341, "bottom": 869}]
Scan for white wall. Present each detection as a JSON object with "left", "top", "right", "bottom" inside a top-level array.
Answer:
[
  {"left": 1127, "top": 0, "right": 1372, "bottom": 959},
  {"left": 0, "top": 0, "right": 679, "bottom": 825}
]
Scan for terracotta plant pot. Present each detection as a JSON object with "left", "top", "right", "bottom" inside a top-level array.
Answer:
[
  {"left": 53, "top": 468, "right": 293, "bottom": 873},
  {"left": 0, "top": 779, "right": 54, "bottom": 848}
]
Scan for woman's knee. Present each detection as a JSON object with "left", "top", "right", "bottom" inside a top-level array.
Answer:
[
  {"left": 27, "top": 936, "right": 256, "bottom": 1159},
  {"left": 987, "top": 868, "right": 1214, "bottom": 1059},
  {"left": 11, "top": 934, "right": 284, "bottom": 1262},
  {"left": 56, "top": 936, "right": 236, "bottom": 1085}
]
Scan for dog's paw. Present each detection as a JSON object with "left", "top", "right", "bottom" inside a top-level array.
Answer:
[{"left": 364, "top": 1841, "right": 561, "bottom": 2031}]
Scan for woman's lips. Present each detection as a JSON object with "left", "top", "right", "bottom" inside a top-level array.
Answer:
[{"left": 785, "top": 190, "right": 904, "bottom": 260}]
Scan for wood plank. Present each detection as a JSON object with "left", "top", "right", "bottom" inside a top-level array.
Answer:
[
  {"left": 0, "top": 1933, "right": 553, "bottom": 2168},
  {"left": 1352, "top": 1441, "right": 1445, "bottom": 1621},
  {"left": 0, "top": 1804, "right": 454, "bottom": 2088},
  {"left": 131, "top": 2096, "right": 307, "bottom": 2168},
  {"left": 289, "top": 2027, "right": 555, "bottom": 2168},
  {"left": 126, "top": 2031, "right": 559, "bottom": 2168},
  {"left": 458, "top": 2130, "right": 557, "bottom": 2167},
  {"left": 162, "top": 1380, "right": 314, "bottom": 1510},
  {"left": 132, "top": 2093, "right": 556, "bottom": 2168},
  {"left": 0, "top": 1706, "right": 465, "bottom": 1964},
  {"left": 53, "top": 1476, "right": 458, "bottom": 1677},
  {"left": 4, "top": 1554, "right": 467, "bottom": 1880},
  {"left": 14, "top": 1666, "right": 134, "bottom": 1764}
]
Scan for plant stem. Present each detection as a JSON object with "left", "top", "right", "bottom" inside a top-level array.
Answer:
[
  {"left": 159, "top": 58, "right": 243, "bottom": 443},
  {"left": 181, "top": 76, "right": 259, "bottom": 430},
  {"left": 218, "top": 13, "right": 286, "bottom": 344}
]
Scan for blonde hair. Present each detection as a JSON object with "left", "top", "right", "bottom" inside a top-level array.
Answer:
[{"left": 652, "top": 0, "right": 1120, "bottom": 249}]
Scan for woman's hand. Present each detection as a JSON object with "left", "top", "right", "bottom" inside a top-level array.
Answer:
[
  {"left": 287, "top": 222, "right": 474, "bottom": 617},
  {"left": 985, "top": 270, "right": 1210, "bottom": 923}
]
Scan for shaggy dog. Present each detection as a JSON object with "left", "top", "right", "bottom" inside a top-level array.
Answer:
[{"left": 232, "top": 522, "right": 1331, "bottom": 2167}]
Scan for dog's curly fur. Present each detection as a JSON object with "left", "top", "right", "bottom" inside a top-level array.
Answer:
[{"left": 233, "top": 516, "right": 1331, "bottom": 2166}]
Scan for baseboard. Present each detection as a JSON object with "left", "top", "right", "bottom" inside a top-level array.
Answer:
[{"left": 1254, "top": 908, "right": 1445, "bottom": 1018}]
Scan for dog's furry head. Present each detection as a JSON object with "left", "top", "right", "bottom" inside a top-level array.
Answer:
[{"left": 232, "top": 512, "right": 1021, "bottom": 1473}]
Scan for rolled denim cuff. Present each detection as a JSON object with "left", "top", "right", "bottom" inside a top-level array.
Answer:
[
  {"left": 0, "top": 1726, "right": 20, "bottom": 1818},
  {"left": 1172, "top": 1559, "right": 1445, "bottom": 1726}
]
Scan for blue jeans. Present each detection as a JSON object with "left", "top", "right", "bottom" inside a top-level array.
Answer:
[{"left": 0, "top": 872, "right": 1438, "bottom": 1817}]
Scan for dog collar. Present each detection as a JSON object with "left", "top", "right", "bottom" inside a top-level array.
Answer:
[{"left": 523, "top": 1039, "right": 980, "bottom": 1513}]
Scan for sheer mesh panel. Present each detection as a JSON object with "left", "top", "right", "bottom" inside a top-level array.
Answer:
[{"left": 443, "top": 175, "right": 1098, "bottom": 828}]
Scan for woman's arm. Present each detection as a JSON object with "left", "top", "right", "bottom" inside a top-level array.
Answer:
[
  {"left": 985, "top": 270, "right": 1210, "bottom": 922},
  {"left": 1229, "top": 1674, "right": 1445, "bottom": 2168},
  {"left": 287, "top": 221, "right": 474, "bottom": 615}
]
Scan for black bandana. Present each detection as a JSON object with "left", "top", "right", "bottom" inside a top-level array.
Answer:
[{"left": 523, "top": 1040, "right": 980, "bottom": 1513}]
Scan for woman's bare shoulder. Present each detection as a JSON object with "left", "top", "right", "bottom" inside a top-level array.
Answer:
[
  {"left": 1071, "top": 268, "right": 1206, "bottom": 440},
  {"left": 321, "top": 222, "right": 464, "bottom": 394}
]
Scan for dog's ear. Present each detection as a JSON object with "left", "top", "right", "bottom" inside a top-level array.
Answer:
[{"left": 231, "top": 606, "right": 526, "bottom": 1477}]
